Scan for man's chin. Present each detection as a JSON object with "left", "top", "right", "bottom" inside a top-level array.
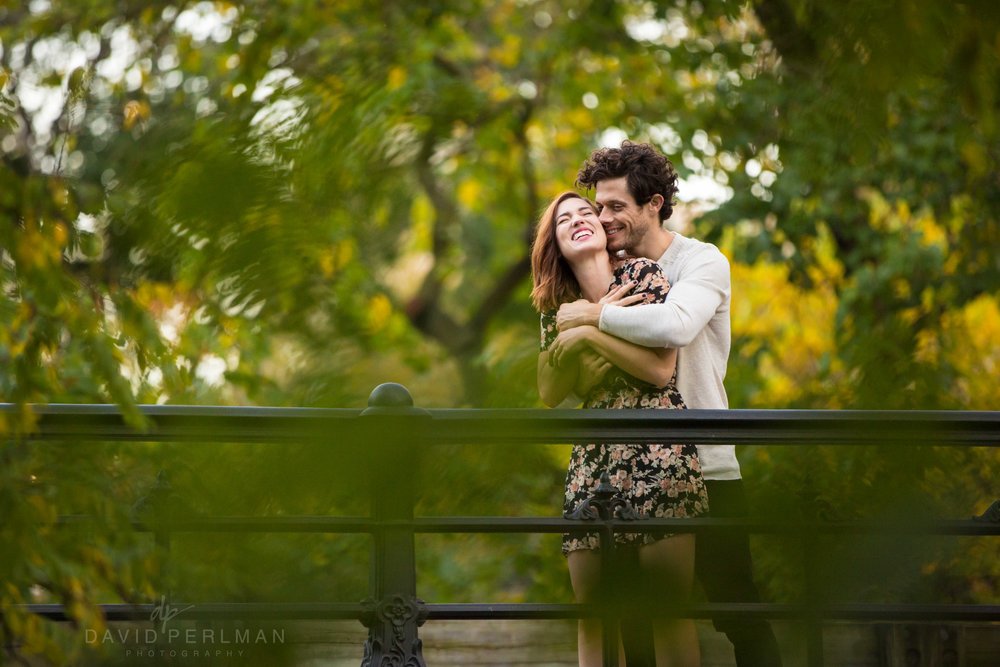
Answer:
[{"left": 605, "top": 240, "right": 627, "bottom": 254}]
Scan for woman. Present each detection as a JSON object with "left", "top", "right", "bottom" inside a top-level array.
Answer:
[{"left": 531, "top": 191, "right": 707, "bottom": 667}]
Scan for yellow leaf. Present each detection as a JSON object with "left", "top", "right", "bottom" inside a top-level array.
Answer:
[
  {"left": 386, "top": 66, "right": 406, "bottom": 92},
  {"left": 914, "top": 329, "right": 939, "bottom": 364},
  {"left": 457, "top": 180, "right": 482, "bottom": 209},
  {"left": 318, "top": 248, "right": 335, "bottom": 278},
  {"left": 123, "top": 100, "right": 150, "bottom": 130},
  {"left": 917, "top": 215, "right": 947, "bottom": 249},
  {"left": 895, "top": 200, "right": 911, "bottom": 222},
  {"left": 554, "top": 129, "right": 578, "bottom": 150},
  {"left": 491, "top": 34, "right": 521, "bottom": 68},
  {"left": 336, "top": 239, "right": 355, "bottom": 269},
  {"left": 366, "top": 294, "right": 393, "bottom": 334},
  {"left": 921, "top": 287, "right": 935, "bottom": 312},
  {"left": 488, "top": 84, "right": 512, "bottom": 103},
  {"left": 52, "top": 222, "right": 69, "bottom": 248},
  {"left": 943, "top": 295, "right": 1000, "bottom": 409}
]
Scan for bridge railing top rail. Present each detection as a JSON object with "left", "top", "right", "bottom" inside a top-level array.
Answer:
[{"left": 7, "top": 403, "right": 1000, "bottom": 446}]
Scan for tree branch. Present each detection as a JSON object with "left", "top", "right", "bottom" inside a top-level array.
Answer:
[
  {"left": 468, "top": 254, "right": 531, "bottom": 335},
  {"left": 468, "top": 103, "right": 538, "bottom": 336},
  {"left": 403, "top": 127, "right": 477, "bottom": 352}
]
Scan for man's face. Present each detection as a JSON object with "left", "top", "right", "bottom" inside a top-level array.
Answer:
[{"left": 594, "top": 176, "right": 657, "bottom": 255}]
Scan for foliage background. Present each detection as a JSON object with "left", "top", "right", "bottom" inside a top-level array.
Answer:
[{"left": 1, "top": 0, "right": 998, "bottom": 663}]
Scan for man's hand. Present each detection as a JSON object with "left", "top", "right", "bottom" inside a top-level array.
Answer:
[
  {"left": 556, "top": 284, "right": 646, "bottom": 332},
  {"left": 556, "top": 300, "right": 602, "bottom": 331},
  {"left": 548, "top": 325, "right": 596, "bottom": 369}
]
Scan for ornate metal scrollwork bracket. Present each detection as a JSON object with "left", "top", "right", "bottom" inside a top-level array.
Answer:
[
  {"left": 360, "top": 594, "right": 428, "bottom": 667},
  {"left": 564, "top": 472, "right": 641, "bottom": 522},
  {"left": 973, "top": 499, "right": 1000, "bottom": 523}
]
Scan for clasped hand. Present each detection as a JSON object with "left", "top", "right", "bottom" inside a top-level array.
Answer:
[
  {"left": 547, "top": 325, "right": 594, "bottom": 369},
  {"left": 555, "top": 281, "right": 644, "bottom": 332}
]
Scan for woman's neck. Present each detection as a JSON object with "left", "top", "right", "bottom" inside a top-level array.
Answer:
[{"left": 570, "top": 253, "right": 615, "bottom": 303}]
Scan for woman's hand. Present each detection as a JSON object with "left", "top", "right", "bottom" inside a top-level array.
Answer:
[
  {"left": 575, "top": 350, "right": 613, "bottom": 396},
  {"left": 548, "top": 325, "right": 597, "bottom": 369},
  {"left": 599, "top": 281, "right": 646, "bottom": 307}
]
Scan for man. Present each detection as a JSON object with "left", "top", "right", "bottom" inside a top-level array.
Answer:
[{"left": 558, "top": 141, "right": 783, "bottom": 667}]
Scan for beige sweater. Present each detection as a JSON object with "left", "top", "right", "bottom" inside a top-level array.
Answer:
[{"left": 599, "top": 232, "right": 740, "bottom": 480}]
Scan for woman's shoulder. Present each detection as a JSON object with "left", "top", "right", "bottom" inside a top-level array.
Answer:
[
  {"left": 614, "top": 256, "right": 663, "bottom": 279},
  {"left": 614, "top": 256, "right": 670, "bottom": 298}
]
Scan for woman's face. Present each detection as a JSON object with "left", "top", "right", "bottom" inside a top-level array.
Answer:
[{"left": 554, "top": 197, "right": 606, "bottom": 262}]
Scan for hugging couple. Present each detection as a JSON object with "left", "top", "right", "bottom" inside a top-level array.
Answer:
[{"left": 530, "top": 141, "right": 781, "bottom": 667}]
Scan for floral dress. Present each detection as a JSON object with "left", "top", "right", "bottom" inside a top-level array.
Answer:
[{"left": 540, "top": 258, "right": 709, "bottom": 554}]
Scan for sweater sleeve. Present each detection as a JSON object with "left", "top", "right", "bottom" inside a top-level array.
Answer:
[{"left": 599, "top": 246, "right": 730, "bottom": 348}]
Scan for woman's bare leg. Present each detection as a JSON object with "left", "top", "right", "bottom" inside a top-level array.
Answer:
[
  {"left": 568, "top": 549, "right": 626, "bottom": 667},
  {"left": 639, "top": 534, "right": 699, "bottom": 667}
]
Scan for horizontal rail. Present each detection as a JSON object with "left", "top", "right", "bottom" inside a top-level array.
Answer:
[
  {"left": 56, "top": 515, "right": 1000, "bottom": 536},
  {"left": 7, "top": 403, "right": 1000, "bottom": 446},
  {"left": 13, "top": 394, "right": 1000, "bottom": 667},
  {"left": 24, "top": 602, "right": 1000, "bottom": 623}
]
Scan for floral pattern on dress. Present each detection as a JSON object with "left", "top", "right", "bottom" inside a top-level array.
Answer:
[{"left": 540, "top": 258, "right": 709, "bottom": 554}]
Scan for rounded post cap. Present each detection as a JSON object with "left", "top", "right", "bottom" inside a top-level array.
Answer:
[{"left": 367, "top": 383, "right": 414, "bottom": 409}]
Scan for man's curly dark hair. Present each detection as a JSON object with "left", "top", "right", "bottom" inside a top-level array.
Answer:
[{"left": 576, "top": 141, "right": 679, "bottom": 222}]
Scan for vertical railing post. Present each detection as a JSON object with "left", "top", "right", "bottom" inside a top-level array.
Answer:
[
  {"left": 801, "top": 493, "right": 826, "bottom": 667},
  {"left": 565, "top": 471, "right": 644, "bottom": 667},
  {"left": 802, "top": 530, "right": 824, "bottom": 667},
  {"left": 133, "top": 470, "right": 174, "bottom": 597},
  {"left": 359, "top": 383, "right": 429, "bottom": 667}
]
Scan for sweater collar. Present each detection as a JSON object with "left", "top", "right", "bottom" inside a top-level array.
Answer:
[{"left": 657, "top": 231, "right": 684, "bottom": 265}]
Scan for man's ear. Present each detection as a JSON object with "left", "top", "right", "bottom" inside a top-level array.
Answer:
[{"left": 649, "top": 194, "right": 664, "bottom": 212}]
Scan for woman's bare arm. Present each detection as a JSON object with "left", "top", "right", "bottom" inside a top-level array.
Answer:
[
  {"left": 537, "top": 348, "right": 581, "bottom": 407},
  {"left": 550, "top": 325, "right": 676, "bottom": 388}
]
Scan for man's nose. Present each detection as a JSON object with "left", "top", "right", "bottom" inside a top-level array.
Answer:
[{"left": 599, "top": 208, "right": 613, "bottom": 223}]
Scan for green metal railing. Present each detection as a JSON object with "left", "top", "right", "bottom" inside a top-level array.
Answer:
[{"left": 8, "top": 382, "right": 1000, "bottom": 666}]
